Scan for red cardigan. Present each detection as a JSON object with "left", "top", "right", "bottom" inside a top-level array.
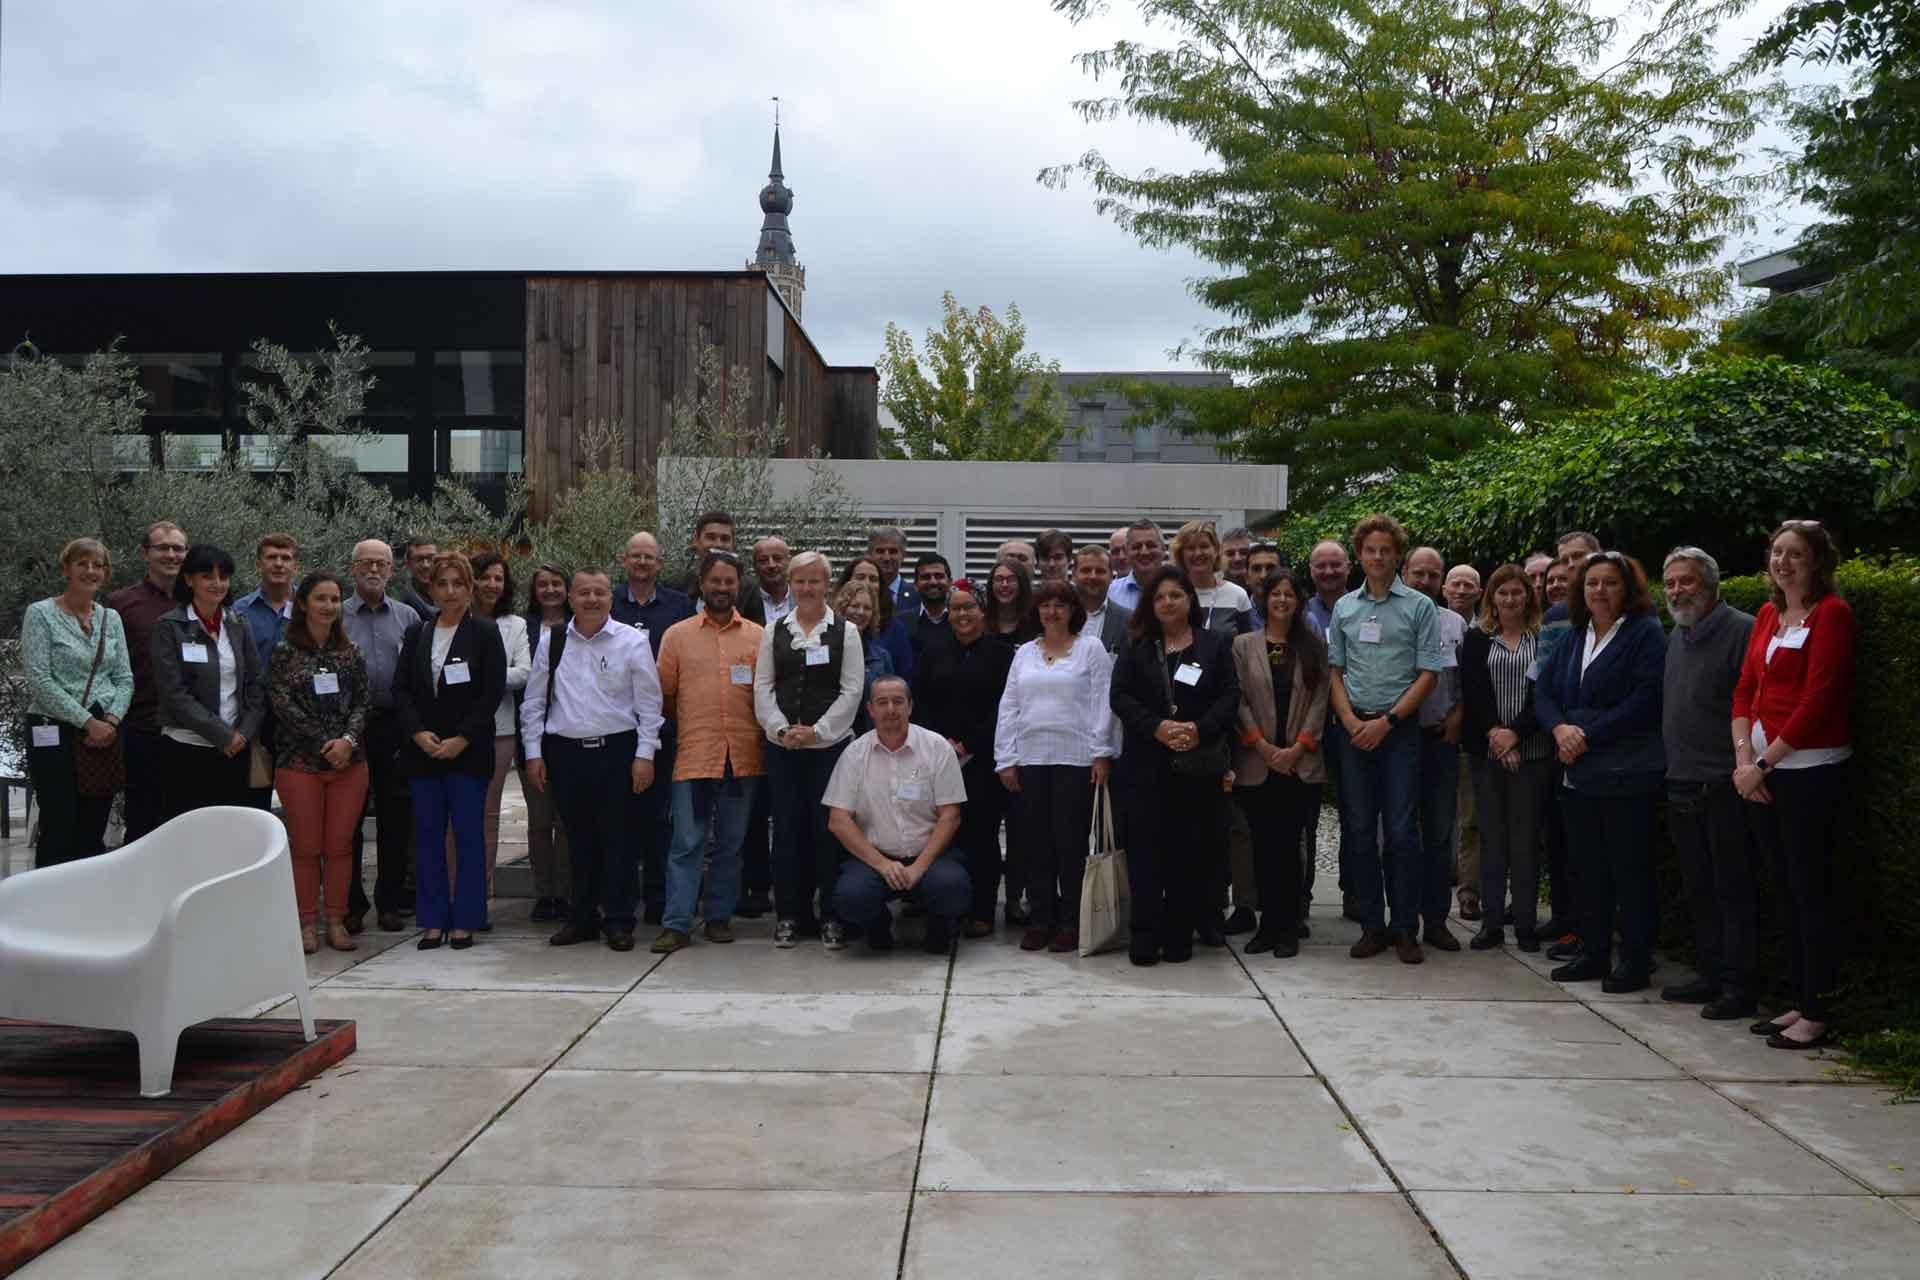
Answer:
[{"left": 1731, "top": 595, "right": 1853, "bottom": 751}]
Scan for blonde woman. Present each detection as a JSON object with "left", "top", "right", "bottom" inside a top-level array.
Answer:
[{"left": 1171, "top": 520, "right": 1254, "bottom": 638}]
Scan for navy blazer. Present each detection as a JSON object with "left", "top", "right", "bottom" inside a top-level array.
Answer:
[
  {"left": 1533, "top": 612, "right": 1666, "bottom": 792},
  {"left": 393, "top": 613, "right": 508, "bottom": 779}
]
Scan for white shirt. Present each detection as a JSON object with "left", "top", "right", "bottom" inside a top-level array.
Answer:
[
  {"left": 1581, "top": 618, "right": 1622, "bottom": 676},
  {"left": 752, "top": 607, "right": 865, "bottom": 748},
  {"left": 429, "top": 624, "right": 456, "bottom": 684},
  {"left": 822, "top": 723, "right": 969, "bottom": 859},
  {"left": 519, "top": 617, "right": 663, "bottom": 761},
  {"left": 762, "top": 588, "right": 795, "bottom": 624},
  {"left": 166, "top": 620, "right": 240, "bottom": 748},
  {"left": 994, "top": 633, "right": 1120, "bottom": 769},
  {"left": 492, "top": 613, "right": 532, "bottom": 737},
  {"left": 1416, "top": 605, "right": 1464, "bottom": 726}
]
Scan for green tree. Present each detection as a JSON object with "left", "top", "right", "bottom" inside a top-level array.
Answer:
[
  {"left": 877, "top": 293, "right": 1070, "bottom": 460},
  {"left": 1042, "top": 0, "right": 1779, "bottom": 507}
]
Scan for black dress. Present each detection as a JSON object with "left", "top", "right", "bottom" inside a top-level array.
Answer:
[{"left": 912, "top": 631, "right": 1015, "bottom": 924}]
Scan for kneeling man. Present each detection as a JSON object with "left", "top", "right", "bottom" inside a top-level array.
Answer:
[{"left": 823, "top": 675, "right": 971, "bottom": 954}]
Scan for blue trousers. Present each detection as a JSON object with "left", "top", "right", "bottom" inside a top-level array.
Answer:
[
  {"left": 1337, "top": 719, "right": 1422, "bottom": 935},
  {"left": 1417, "top": 732, "right": 1461, "bottom": 931},
  {"left": 767, "top": 740, "right": 848, "bottom": 926},
  {"left": 664, "top": 774, "right": 762, "bottom": 932},
  {"left": 411, "top": 773, "right": 488, "bottom": 931},
  {"left": 833, "top": 855, "right": 972, "bottom": 929}
]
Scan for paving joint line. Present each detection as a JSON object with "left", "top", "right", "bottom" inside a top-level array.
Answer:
[{"left": 892, "top": 937, "right": 957, "bottom": 1280}]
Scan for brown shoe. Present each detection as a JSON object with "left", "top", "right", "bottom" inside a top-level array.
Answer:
[
  {"left": 342, "top": 911, "right": 365, "bottom": 936},
  {"left": 1048, "top": 928, "right": 1078, "bottom": 953},
  {"left": 326, "top": 921, "right": 357, "bottom": 951},
  {"left": 377, "top": 911, "right": 405, "bottom": 932},
  {"left": 1423, "top": 926, "right": 1461, "bottom": 952},
  {"left": 704, "top": 920, "right": 735, "bottom": 944},
  {"left": 1349, "top": 928, "right": 1390, "bottom": 959},
  {"left": 1019, "top": 927, "right": 1050, "bottom": 951},
  {"left": 549, "top": 923, "right": 600, "bottom": 947},
  {"left": 1457, "top": 890, "right": 1483, "bottom": 922},
  {"left": 301, "top": 924, "right": 320, "bottom": 955},
  {"left": 1396, "top": 934, "right": 1425, "bottom": 965}
]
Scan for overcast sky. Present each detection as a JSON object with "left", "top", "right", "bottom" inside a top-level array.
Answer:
[{"left": 1, "top": 0, "right": 1822, "bottom": 372}]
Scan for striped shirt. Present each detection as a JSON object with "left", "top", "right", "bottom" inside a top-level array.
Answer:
[{"left": 1485, "top": 630, "right": 1550, "bottom": 763}]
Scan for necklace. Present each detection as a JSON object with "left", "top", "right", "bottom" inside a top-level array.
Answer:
[{"left": 57, "top": 596, "right": 95, "bottom": 635}]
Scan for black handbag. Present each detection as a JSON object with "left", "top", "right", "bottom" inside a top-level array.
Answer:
[
  {"left": 71, "top": 616, "right": 126, "bottom": 799},
  {"left": 1159, "top": 641, "right": 1229, "bottom": 778}
]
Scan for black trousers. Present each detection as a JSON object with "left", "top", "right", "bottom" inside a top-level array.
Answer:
[
  {"left": 739, "top": 768, "right": 772, "bottom": 897},
  {"left": 350, "top": 710, "right": 414, "bottom": 916},
  {"left": 1541, "top": 763, "right": 1574, "bottom": 927},
  {"left": 547, "top": 732, "right": 640, "bottom": 932},
  {"left": 1237, "top": 774, "right": 1322, "bottom": 937},
  {"left": 1126, "top": 769, "right": 1226, "bottom": 954},
  {"left": 159, "top": 736, "right": 253, "bottom": 820},
  {"left": 1667, "top": 778, "right": 1759, "bottom": 996},
  {"left": 766, "top": 739, "right": 848, "bottom": 927},
  {"left": 119, "top": 724, "right": 169, "bottom": 844},
  {"left": 1561, "top": 787, "right": 1657, "bottom": 977},
  {"left": 956, "top": 755, "right": 1008, "bottom": 923},
  {"left": 630, "top": 741, "right": 675, "bottom": 912},
  {"left": 1747, "top": 762, "right": 1846, "bottom": 1020},
  {"left": 24, "top": 717, "right": 114, "bottom": 867},
  {"left": 1014, "top": 764, "right": 1095, "bottom": 931}
]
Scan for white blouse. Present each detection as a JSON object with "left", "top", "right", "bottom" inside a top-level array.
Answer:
[
  {"left": 994, "top": 632, "right": 1121, "bottom": 770},
  {"left": 492, "top": 613, "right": 532, "bottom": 737}
]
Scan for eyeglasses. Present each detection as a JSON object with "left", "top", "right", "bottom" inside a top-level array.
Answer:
[{"left": 146, "top": 542, "right": 187, "bottom": 554}]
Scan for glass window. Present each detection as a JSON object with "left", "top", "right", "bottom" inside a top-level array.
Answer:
[
  {"left": 239, "top": 433, "right": 410, "bottom": 474},
  {"left": 766, "top": 291, "right": 785, "bottom": 371},
  {"left": 433, "top": 350, "right": 523, "bottom": 417},
  {"left": 240, "top": 351, "right": 418, "bottom": 417},
  {"left": 443, "top": 428, "right": 522, "bottom": 475},
  {"left": 1133, "top": 425, "right": 1158, "bottom": 453},
  {"left": 159, "top": 433, "right": 228, "bottom": 471},
  {"left": 94, "top": 435, "right": 157, "bottom": 472},
  {"left": 135, "top": 354, "right": 223, "bottom": 415}
]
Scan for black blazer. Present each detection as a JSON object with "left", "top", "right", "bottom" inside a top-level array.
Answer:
[
  {"left": 151, "top": 605, "right": 268, "bottom": 748},
  {"left": 1458, "top": 626, "right": 1544, "bottom": 760},
  {"left": 911, "top": 630, "right": 1013, "bottom": 764},
  {"left": 1110, "top": 625, "right": 1240, "bottom": 780},
  {"left": 393, "top": 613, "right": 507, "bottom": 778}
]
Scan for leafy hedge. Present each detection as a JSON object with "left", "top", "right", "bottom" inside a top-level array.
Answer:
[{"left": 1276, "top": 357, "right": 1918, "bottom": 574}]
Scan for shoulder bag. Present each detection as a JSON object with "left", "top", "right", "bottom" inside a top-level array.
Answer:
[{"left": 71, "top": 615, "right": 127, "bottom": 798}]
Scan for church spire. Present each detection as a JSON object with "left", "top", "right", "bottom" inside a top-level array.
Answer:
[{"left": 749, "top": 103, "right": 806, "bottom": 318}]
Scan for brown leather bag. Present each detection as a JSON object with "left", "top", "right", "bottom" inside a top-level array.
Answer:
[{"left": 71, "top": 618, "right": 126, "bottom": 799}]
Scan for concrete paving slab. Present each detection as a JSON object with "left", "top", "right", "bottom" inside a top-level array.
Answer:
[
  {"left": 1415, "top": 1189, "right": 1920, "bottom": 1279},
  {"left": 1245, "top": 942, "right": 1573, "bottom": 1002},
  {"left": 15, "top": 1181, "right": 413, "bottom": 1280},
  {"left": 1277, "top": 999, "right": 1682, "bottom": 1081},
  {"left": 333, "top": 1186, "right": 906, "bottom": 1280},
  {"left": 1719, "top": 1083, "right": 1920, "bottom": 1194},
  {"left": 638, "top": 939, "right": 951, "bottom": 995},
  {"left": 903, "top": 1191, "right": 1454, "bottom": 1279},
  {"left": 938, "top": 995, "right": 1309, "bottom": 1077},
  {"left": 919, "top": 1074, "right": 1390, "bottom": 1192},
  {"left": 301, "top": 928, "right": 413, "bottom": 982},
  {"left": 559, "top": 992, "right": 940, "bottom": 1073},
  {"left": 1344, "top": 1076, "right": 1860, "bottom": 1194},
  {"left": 258, "top": 989, "right": 618, "bottom": 1068},
  {"left": 324, "top": 936, "right": 658, "bottom": 993},
  {"left": 164, "top": 1063, "right": 537, "bottom": 1185},
  {"left": 950, "top": 939, "right": 1258, "bottom": 998},
  {"left": 439, "top": 1069, "right": 926, "bottom": 1190},
  {"left": 1593, "top": 1000, "right": 1858, "bottom": 1083}
]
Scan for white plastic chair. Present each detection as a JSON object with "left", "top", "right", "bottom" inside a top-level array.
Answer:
[{"left": 0, "top": 805, "right": 315, "bottom": 1096}]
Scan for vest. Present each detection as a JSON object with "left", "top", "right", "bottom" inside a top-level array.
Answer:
[{"left": 771, "top": 614, "right": 847, "bottom": 726}]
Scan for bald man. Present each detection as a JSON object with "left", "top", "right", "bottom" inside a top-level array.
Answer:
[{"left": 1404, "top": 547, "right": 1464, "bottom": 951}]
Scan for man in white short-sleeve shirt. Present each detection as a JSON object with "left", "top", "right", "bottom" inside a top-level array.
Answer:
[{"left": 823, "top": 675, "right": 971, "bottom": 954}]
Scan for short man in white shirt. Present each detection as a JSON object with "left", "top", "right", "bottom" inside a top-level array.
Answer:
[
  {"left": 823, "top": 676, "right": 971, "bottom": 954},
  {"left": 521, "top": 568, "right": 665, "bottom": 952}
]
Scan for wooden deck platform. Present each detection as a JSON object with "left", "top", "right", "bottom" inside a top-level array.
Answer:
[{"left": 0, "top": 1016, "right": 355, "bottom": 1276}]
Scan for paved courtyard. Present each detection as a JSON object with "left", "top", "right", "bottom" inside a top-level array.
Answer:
[{"left": 6, "top": 791, "right": 1920, "bottom": 1278}]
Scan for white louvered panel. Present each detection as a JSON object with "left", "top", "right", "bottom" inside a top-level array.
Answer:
[{"left": 959, "top": 510, "right": 1224, "bottom": 579}]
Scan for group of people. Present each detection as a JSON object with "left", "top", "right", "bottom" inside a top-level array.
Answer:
[{"left": 20, "top": 510, "right": 1853, "bottom": 1043}]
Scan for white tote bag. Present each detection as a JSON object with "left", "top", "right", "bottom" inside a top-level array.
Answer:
[{"left": 1079, "top": 781, "right": 1131, "bottom": 956}]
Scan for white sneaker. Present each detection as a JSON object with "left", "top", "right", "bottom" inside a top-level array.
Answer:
[
  {"left": 821, "top": 920, "right": 847, "bottom": 951},
  {"left": 774, "top": 919, "right": 798, "bottom": 949}
]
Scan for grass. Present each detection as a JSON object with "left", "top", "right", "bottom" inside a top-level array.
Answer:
[{"left": 1841, "top": 1027, "right": 1920, "bottom": 1104}]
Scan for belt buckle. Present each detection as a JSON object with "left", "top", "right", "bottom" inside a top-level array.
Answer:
[{"left": 581, "top": 736, "right": 605, "bottom": 749}]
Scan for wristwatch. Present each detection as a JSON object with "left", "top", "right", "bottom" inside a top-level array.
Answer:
[
  {"left": 1385, "top": 711, "right": 1402, "bottom": 728},
  {"left": 1755, "top": 758, "right": 1772, "bottom": 773}
]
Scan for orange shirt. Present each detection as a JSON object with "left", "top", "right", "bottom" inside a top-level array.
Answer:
[{"left": 656, "top": 611, "right": 766, "bottom": 780}]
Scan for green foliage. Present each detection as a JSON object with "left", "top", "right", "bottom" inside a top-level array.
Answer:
[
  {"left": 1721, "top": 291, "right": 1920, "bottom": 413},
  {"left": 877, "top": 293, "right": 1070, "bottom": 461},
  {"left": 1043, "top": 0, "right": 1782, "bottom": 507},
  {"left": 1275, "top": 358, "right": 1917, "bottom": 572}
]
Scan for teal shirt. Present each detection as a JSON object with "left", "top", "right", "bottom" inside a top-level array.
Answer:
[
  {"left": 22, "top": 598, "right": 135, "bottom": 727},
  {"left": 1326, "top": 578, "right": 1447, "bottom": 712}
]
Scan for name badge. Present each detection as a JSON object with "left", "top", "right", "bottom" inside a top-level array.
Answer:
[
  {"left": 313, "top": 671, "right": 340, "bottom": 695},
  {"left": 444, "top": 662, "right": 472, "bottom": 685},
  {"left": 182, "top": 642, "right": 210, "bottom": 664},
  {"left": 31, "top": 724, "right": 61, "bottom": 748},
  {"left": 1779, "top": 626, "right": 1810, "bottom": 650},
  {"left": 730, "top": 664, "right": 753, "bottom": 685},
  {"left": 897, "top": 781, "right": 923, "bottom": 801},
  {"left": 1174, "top": 662, "right": 1203, "bottom": 686},
  {"left": 804, "top": 645, "right": 831, "bottom": 667},
  {"left": 1357, "top": 621, "right": 1384, "bottom": 644}
]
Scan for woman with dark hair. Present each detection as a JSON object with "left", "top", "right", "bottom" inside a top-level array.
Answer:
[
  {"left": 1460, "top": 563, "right": 1552, "bottom": 952},
  {"left": 151, "top": 543, "right": 267, "bottom": 819},
  {"left": 468, "top": 551, "right": 531, "bottom": 919},
  {"left": 1533, "top": 550, "right": 1667, "bottom": 992},
  {"left": 1229, "top": 570, "right": 1328, "bottom": 957},
  {"left": 835, "top": 579, "right": 896, "bottom": 735},
  {"left": 1734, "top": 520, "right": 1854, "bottom": 1050},
  {"left": 983, "top": 558, "right": 1038, "bottom": 646},
  {"left": 1110, "top": 566, "right": 1242, "bottom": 964},
  {"left": 839, "top": 555, "right": 915, "bottom": 679},
  {"left": 393, "top": 552, "right": 506, "bottom": 950},
  {"left": 519, "top": 563, "right": 572, "bottom": 920},
  {"left": 270, "top": 571, "right": 370, "bottom": 953},
  {"left": 995, "top": 578, "right": 1118, "bottom": 953},
  {"left": 911, "top": 579, "right": 1014, "bottom": 936}
]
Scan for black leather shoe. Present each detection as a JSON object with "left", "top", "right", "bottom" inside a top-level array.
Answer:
[
  {"left": 642, "top": 904, "right": 664, "bottom": 926},
  {"left": 1661, "top": 977, "right": 1719, "bottom": 1004},
  {"left": 1270, "top": 936, "right": 1300, "bottom": 959},
  {"left": 1223, "top": 906, "right": 1257, "bottom": 935},
  {"left": 605, "top": 930, "right": 636, "bottom": 952},
  {"left": 1469, "top": 927, "right": 1503, "bottom": 951},
  {"left": 378, "top": 911, "right": 405, "bottom": 933},
  {"left": 1546, "top": 939, "right": 1583, "bottom": 962},
  {"left": 416, "top": 932, "right": 444, "bottom": 951},
  {"left": 923, "top": 916, "right": 952, "bottom": 955},
  {"left": 1550, "top": 959, "right": 1607, "bottom": 982},
  {"left": 549, "top": 923, "right": 600, "bottom": 947},
  {"left": 1423, "top": 926, "right": 1461, "bottom": 952},
  {"left": 1243, "top": 929, "right": 1278, "bottom": 955},
  {"left": 1349, "top": 928, "right": 1390, "bottom": 959},
  {"left": 1195, "top": 920, "right": 1227, "bottom": 948},
  {"left": 1767, "top": 1025, "right": 1835, "bottom": 1050},
  {"left": 1129, "top": 941, "right": 1160, "bottom": 967},
  {"left": 1514, "top": 930, "right": 1540, "bottom": 953},
  {"left": 449, "top": 933, "right": 474, "bottom": 951},
  {"left": 1601, "top": 971, "right": 1650, "bottom": 994},
  {"left": 1701, "top": 993, "right": 1758, "bottom": 1020}
]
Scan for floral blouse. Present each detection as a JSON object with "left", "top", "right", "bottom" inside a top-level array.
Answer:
[{"left": 269, "top": 642, "right": 370, "bottom": 773}]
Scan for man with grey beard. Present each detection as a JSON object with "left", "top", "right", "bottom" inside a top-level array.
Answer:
[{"left": 1658, "top": 547, "right": 1757, "bottom": 1019}]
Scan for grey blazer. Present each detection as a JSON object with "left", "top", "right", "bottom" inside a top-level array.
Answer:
[
  {"left": 1095, "top": 603, "right": 1132, "bottom": 656},
  {"left": 1229, "top": 630, "right": 1330, "bottom": 787},
  {"left": 151, "top": 605, "right": 268, "bottom": 748}
]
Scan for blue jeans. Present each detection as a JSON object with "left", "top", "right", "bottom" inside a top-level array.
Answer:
[
  {"left": 663, "top": 774, "right": 762, "bottom": 932},
  {"left": 411, "top": 772, "right": 489, "bottom": 931},
  {"left": 1417, "top": 732, "right": 1461, "bottom": 931},
  {"left": 833, "top": 855, "right": 972, "bottom": 929},
  {"left": 1337, "top": 718, "right": 1422, "bottom": 934}
]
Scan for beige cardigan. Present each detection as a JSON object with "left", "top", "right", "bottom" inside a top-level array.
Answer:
[{"left": 1230, "top": 630, "right": 1331, "bottom": 787}]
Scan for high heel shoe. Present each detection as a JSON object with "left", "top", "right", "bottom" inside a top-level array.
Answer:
[
  {"left": 450, "top": 932, "right": 475, "bottom": 951},
  {"left": 417, "top": 932, "right": 444, "bottom": 951}
]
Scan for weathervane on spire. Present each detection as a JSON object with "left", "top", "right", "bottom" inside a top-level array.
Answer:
[{"left": 749, "top": 96, "right": 805, "bottom": 318}]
